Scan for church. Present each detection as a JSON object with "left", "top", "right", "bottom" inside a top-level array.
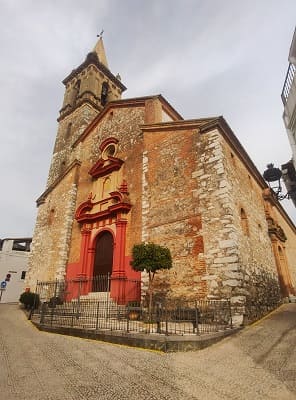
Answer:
[{"left": 25, "top": 37, "right": 296, "bottom": 310}]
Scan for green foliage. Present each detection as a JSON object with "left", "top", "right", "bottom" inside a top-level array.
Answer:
[
  {"left": 131, "top": 242, "right": 172, "bottom": 320},
  {"left": 19, "top": 292, "right": 40, "bottom": 309},
  {"left": 131, "top": 242, "right": 172, "bottom": 273}
]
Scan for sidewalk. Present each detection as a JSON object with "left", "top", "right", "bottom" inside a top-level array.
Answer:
[{"left": 0, "top": 303, "right": 295, "bottom": 400}]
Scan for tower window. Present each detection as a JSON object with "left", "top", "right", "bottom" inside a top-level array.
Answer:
[
  {"left": 66, "top": 122, "right": 72, "bottom": 139},
  {"left": 72, "top": 80, "right": 81, "bottom": 106},
  {"left": 101, "top": 82, "right": 109, "bottom": 106}
]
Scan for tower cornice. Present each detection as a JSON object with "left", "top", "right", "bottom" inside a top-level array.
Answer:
[
  {"left": 62, "top": 52, "right": 126, "bottom": 92},
  {"left": 57, "top": 97, "right": 101, "bottom": 122}
]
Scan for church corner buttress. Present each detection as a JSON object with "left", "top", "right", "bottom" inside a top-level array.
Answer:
[{"left": 26, "top": 38, "right": 296, "bottom": 310}]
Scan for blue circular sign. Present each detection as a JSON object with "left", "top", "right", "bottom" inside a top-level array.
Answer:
[{"left": 1, "top": 281, "right": 7, "bottom": 289}]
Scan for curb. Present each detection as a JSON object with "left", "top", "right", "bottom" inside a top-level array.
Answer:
[{"left": 32, "top": 321, "right": 240, "bottom": 352}]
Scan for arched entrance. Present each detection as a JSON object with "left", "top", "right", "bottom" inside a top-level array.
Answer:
[{"left": 93, "top": 231, "right": 114, "bottom": 291}]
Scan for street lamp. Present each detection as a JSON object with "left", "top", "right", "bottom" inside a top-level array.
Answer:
[{"left": 263, "top": 163, "right": 296, "bottom": 201}]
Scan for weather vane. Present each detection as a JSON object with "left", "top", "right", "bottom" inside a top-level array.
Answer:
[{"left": 97, "top": 29, "right": 104, "bottom": 39}]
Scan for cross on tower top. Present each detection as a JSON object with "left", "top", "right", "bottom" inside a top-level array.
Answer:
[{"left": 97, "top": 29, "right": 104, "bottom": 39}]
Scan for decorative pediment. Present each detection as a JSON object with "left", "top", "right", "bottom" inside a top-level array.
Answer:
[
  {"left": 75, "top": 181, "right": 132, "bottom": 223},
  {"left": 88, "top": 156, "right": 124, "bottom": 179},
  {"left": 266, "top": 217, "right": 287, "bottom": 242}
]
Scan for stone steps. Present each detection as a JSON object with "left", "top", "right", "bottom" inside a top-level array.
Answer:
[
  {"left": 79, "top": 291, "right": 110, "bottom": 301},
  {"left": 46, "top": 292, "right": 126, "bottom": 319}
]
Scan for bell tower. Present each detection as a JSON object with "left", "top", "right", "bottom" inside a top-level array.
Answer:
[
  {"left": 47, "top": 37, "right": 126, "bottom": 188},
  {"left": 26, "top": 37, "right": 126, "bottom": 287}
]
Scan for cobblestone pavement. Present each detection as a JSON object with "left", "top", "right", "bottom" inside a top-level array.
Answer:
[{"left": 0, "top": 303, "right": 295, "bottom": 400}]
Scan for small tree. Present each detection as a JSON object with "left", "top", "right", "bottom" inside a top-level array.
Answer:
[{"left": 131, "top": 242, "right": 172, "bottom": 318}]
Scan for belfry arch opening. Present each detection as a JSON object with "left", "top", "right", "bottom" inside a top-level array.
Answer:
[{"left": 93, "top": 231, "right": 114, "bottom": 291}]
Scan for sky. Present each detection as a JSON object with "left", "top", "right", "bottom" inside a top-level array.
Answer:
[{"left": 0, "top": 0, "right": 296, "bottom": 238}]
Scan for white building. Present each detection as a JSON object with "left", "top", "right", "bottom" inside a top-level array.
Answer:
[
  {"left": 0, "top": 238, "right": 31, "bottom": 303},
  {"left": 282, "top": 27, "right": 296, "bottom": 206}
]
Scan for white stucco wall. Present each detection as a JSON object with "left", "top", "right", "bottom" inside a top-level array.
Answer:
[{"left": 0, "top": 238, "right": 31, "bottom": 303}]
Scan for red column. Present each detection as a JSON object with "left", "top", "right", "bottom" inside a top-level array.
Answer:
[
  {"left": 112, "top": 220, "right": 127, "bottom": 278},
  {"left": 75, "top": 227, "right": 92, "bottom": 296},
  {"left": 86, "top": 248, "right": 95, "bottom": 278},
  {"left": 80, "top": 226, "right": 91, "bottom": 277},
  {"left": 111, "top": 219, "right": 127, "bottom": 304}
]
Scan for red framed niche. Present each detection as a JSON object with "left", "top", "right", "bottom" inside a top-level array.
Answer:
[
  {"left": 89, "top": 137, "right": 123, "bottom": 179},
  {"left": 99, "top": 137, "right": 118, "bottom": 152}
]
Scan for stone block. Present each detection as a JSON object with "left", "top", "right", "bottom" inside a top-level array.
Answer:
[
  {"left": 214, "top": 255, "right": 238, "bottom": 264},
  {"left": 203, "top": 274, "right": 218, "bottom": 281},
  {"left": 224, "top": 271, "right": 243, "bottom": 280},
  {"left": 191, "top": 170, "right": 204, "bottom": 178},
  {"left": 219, "top": 239, "right": 236, "bottom": 249},
  {"left": 223, "top": 279, "right": 241, "bottom": 287},
  {"left": 231, "top": 315, "right": 244, "bottom": 327}
]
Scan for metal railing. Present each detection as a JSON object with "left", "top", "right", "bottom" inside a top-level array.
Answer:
[
  {"left": 35, "top": 275, "right": 141, "bottom": 305},
  {"left": 281, "top": 63, "right": 296, "bottom": 104},
  {"left": 31, "top": 277, "right": 233, "bottom": 336}
]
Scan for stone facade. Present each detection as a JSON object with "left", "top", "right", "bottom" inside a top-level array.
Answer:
[
  {"left": 27, "top": 164, "right": 79, "bottom": 284},
  {"left": 26, "top": 39, "right": 296, "bottom": 311}
]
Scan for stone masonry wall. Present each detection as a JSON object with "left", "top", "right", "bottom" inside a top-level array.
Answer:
[
  {"left": 193, "top": 128, "right": 237, "bottom": 300},
  {"left": 26, "top": 167, "right": 78, "bottom": 289},
  {"left": 142, "top": 128, "right": 207, "bottom": 300},
  {"left": 47, "top": 104, "right": 97, "bottom": 188},
  {"left": 196, "top": 128, "right": 279, "bottom": 310}
]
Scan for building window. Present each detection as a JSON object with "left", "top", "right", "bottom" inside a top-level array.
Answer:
[
  {"left": 240, "top": 208, "right": 249, "bottom": 236},
  {"left": 257, "top": 223, "right": 264, "bottom": 241},
  {"left": 230, "top": 152, "right": 236, "bottom": 166},
  {"left": 21, "top": 271, "right": 26, "bottom": 280},
  {"left": 248, "top": 175, "right": 253, "bottom": 188},
  {"left": 12, "top": 239, "right": 31, "bottom": 252},
  {"left": 48, "top": 208, "right": 55, "bottom": 225}
]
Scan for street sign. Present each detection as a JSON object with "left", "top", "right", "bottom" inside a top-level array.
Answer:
[{"left": 1, "top": 281, "right": 7, "bottom": 289}]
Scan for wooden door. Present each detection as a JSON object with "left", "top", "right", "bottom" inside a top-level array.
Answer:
[{"left": 93, "top": 231, "right": 113, "bottom": 291}]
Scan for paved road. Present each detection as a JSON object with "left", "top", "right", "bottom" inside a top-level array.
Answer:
[{"left": 0, "top": 303, "right": 295, "bottom": 400}]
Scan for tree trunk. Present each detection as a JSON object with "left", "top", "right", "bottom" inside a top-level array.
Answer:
[{"left": 148, "top": 271, "right": 154, "bottom": 322}]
